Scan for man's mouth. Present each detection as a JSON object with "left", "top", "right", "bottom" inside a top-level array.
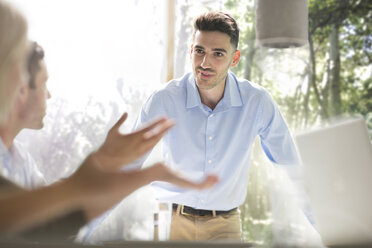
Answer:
[{"left": 199, "top": 70, "right": 214, "bottom": 80}]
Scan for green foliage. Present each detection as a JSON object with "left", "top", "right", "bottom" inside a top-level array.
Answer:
[
  {"left": 307, "top": 0, "right": 372, "bottom": 125},
  {"left": 224, "top": 0, "right": 371, "bottom": 126}
]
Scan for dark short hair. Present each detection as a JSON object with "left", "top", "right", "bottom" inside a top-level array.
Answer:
[
  {"left": 193, "top": 11, "right": 239, "bottom": 49},
  {"left": 27, "top": 42, "right": 44, "bottom": 88}
]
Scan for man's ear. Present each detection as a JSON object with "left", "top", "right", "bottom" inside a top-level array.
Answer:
[
  {"left": 231, "top": 50, "right": 240, "bottom": 67},
  {"left": 11, "top": 84, "right": 29, "bottom": 115},
  {"left": 17, "top": 84, "right": 29, "bottom": 106},
  {"left": 190, "top": 44, "right": 194, "bottom": 56}
]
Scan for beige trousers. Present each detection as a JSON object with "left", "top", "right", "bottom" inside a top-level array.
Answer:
[{"left": 169, "top": 206, "right": 242, "bottom": 241}]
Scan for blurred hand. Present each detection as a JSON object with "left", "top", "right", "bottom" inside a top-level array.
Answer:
[
  {"left": 75, "top": 158, "right": 218, "bottom": 220},
  {"left": 93, "top": 113, "right": 175, "bottom": 171},
  {"left": 148, "top": 163, "right": 219, "bottom": 190}
]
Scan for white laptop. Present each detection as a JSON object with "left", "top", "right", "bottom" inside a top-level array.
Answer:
[{"left": 295, "top": 118, "right": 372, "bottom": 246}]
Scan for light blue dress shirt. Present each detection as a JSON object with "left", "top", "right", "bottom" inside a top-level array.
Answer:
[
  {"left": 132, "top": 71, "right": 300, "bottom": 211},
  {"left": 0, "top": 138, "right": 46, "bottom": 189}
]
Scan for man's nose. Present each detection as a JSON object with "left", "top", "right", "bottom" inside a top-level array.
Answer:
[{"left": 200, "top": 54, "right": 211, "bottom": 68}]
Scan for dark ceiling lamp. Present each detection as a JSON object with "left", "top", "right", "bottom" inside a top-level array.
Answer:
[{"left": 255, "top": 0, "right": 309, "bottom": 48}]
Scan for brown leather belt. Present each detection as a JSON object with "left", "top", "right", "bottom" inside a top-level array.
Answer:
[{"left": 173, "top": 204, "right": 237, "bottom": 217}]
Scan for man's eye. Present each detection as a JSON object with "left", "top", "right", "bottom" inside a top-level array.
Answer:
[
  {"left": 195, "top": 49, "right": 204, "bottom": 54},
  {"left": 215, "top": 52, "right": 223, "bottom": 57}
]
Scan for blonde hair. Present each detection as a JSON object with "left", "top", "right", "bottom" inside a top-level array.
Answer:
[{"left": 0, "top": 0, "right": 28, "bottom": 124}]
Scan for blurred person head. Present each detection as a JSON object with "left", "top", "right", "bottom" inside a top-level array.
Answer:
[
  {"left": 0, "top": 42, "right": 50, "bottom": 147},
  {"left": 18, "top": 42, "right": 50, "bottom": 129},
  {"left": 0, "top": 0, "right": 29, "bottom": 124}
]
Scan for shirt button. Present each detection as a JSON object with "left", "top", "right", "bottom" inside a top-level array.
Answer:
[
  {"left": 201, "top": 200, "right": 205, "bottom": 203},
  {"left": 208, "top": 136, "right": 213, "bottom": 140},
  {"left": 210, "top": 114, "right": 214, "bottom": 117},
  {"left": 208, "top": 160, "right": 212, "bottom": 164}
]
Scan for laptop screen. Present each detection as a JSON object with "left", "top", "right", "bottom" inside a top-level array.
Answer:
[{"left": 295, "top": 118, "right": 372, "bottom": 246}]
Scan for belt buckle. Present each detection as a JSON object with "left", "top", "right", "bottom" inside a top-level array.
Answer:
[{"left": 180, "top": 205, "right": 193, "bottom": 217}]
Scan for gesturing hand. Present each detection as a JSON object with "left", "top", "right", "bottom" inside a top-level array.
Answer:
[
  {"left": 93, "top": 113, "right": 175, "bottom": 171},
  {"left": 76, "top": 160, "right": 219, "bottom": 220},
  {"left": 149, "top": 163, "right": 219, "bottom": 190}
]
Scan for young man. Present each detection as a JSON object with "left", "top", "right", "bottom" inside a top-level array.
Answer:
[
  {"left": 131, "top": 11, "right": 300, "bottom": 241},
  {"left": 0, "top": 42, "right": 49, "bottom": 189}
]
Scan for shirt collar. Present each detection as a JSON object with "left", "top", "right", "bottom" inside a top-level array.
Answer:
[
  {"left": 186, "top": 74, "right": 202, "bottom": 109},
  {"left": 224, "top": 72, "right": 243, "bottom": 107},
  {"left": 186, "top": 72, "right": 243, "bottom": 109}
]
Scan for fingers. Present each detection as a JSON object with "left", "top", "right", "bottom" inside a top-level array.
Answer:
[
  {"left": 136, "top": 121, "right": 174, "bottom": 154},
  {"left": 197, "top": 175, "right": 219, "bottom": 189},
  {"left": 112, "top": 112, "right": 128, "bottom": 131},
  {"left": 128, "top": 117, "right": 175, "bottom": 143},
  {"left": 139, "top": 117, "right": 172, "bottom": 134},
  {"left": 143, "top": 119, "right": 175, "bottom": 139},
  {"left": 178, "top": 174, "right": 219, "bottom": 189},
  {"left": 140, "top": 117, "right": 168, "bottom": 131},
  {"left": 180, "top": 176, "right": 218, "bottom": 189},
  {"left": 154, "top": 163, "right": 218, "bottom": 190}
]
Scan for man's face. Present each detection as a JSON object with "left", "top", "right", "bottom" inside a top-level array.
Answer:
[
  {"left": 190, "top": 30, "right": 240, "bottom": 91},
  {"left": 19, "top": 59, "right": 50, "bottom": 129}
]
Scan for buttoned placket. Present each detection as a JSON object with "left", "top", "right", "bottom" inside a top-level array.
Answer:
[
  {"left": 197, "top": 109, "right": 218, "bottom": 207},
  {"left": 205, "top": 112, "right": 216, "bottom": 168}
]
